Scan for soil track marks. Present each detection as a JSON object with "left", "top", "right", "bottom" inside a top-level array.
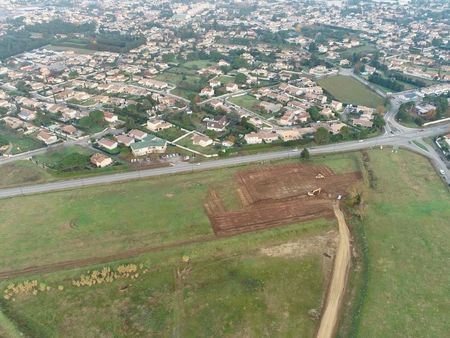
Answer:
[{"left": 205, "top": 163, "right": 360, "bottom": 235}]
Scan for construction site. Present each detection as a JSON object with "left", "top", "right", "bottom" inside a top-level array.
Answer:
[{"left": 205, "top": 163, "right": 361, "bottom": 235}]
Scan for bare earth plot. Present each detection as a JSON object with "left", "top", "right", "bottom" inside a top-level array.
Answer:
[{"left": 205, "top": 163, "right": 361, "bottom": 235}]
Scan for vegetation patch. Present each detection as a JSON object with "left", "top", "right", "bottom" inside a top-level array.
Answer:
[
  {"left": 317, "top": 75, "right": 384, "bottom": 108},
  {"left": 343, "top": 150, "right": 450, "bottom": 337}
]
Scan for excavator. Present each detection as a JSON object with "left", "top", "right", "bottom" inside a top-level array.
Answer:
[{"left": 307, "top": 188, "right": 321, "bottom": 196}]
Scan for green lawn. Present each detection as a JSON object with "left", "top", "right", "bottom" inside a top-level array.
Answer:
[
  {"left": 151, "top": 127, "right": 187, "bottom": 142},
  {"left": 342, "top": 149, "right": 450, "bottom": 337},
  {"left": 318, "top": 75, "right": 384, "bottom": 108},
  {"left": 229, "top": 94, "right": 261, "bottom": 113}
]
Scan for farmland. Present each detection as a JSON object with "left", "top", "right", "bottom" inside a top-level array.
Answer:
[
  {"left": 317, "top": 75, "right": 384, "bottom": 108},
  {"left": 340, "top": 149, "right": 450, "bottom": 337}
]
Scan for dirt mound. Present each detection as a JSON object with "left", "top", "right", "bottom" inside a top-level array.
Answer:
[{"left": 205, "top": 163, "right": 360, "bottom": 236}]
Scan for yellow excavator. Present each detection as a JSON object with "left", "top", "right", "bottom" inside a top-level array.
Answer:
[{"left": 307, "top": 188, "right": 322, "bottom": 196}]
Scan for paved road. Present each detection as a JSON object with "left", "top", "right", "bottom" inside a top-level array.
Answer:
[
  {"left": 317, "top": 203, "right": 351, "bottom": 338},
  {"left": 0, "top": 123, "right": 448, "bottom": 199}
]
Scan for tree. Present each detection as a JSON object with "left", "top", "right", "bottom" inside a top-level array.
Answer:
[
  {"left": 16, "top": 80, "right": 32, "bottom": 94},
  {"left": 68, "top": 70, "right": 79, "bottom": 79},
  {"left": 235, "top": 72, "right": 247, "bottom": 84},
  {"left": 372, "top": 114, "right": 386, "bottom": 130},
  {"left": 307, "top": 106, "right": 321, "bottom": 121},
  {"left": 308, "top": 42, "right": 318, "bottom": 53},
  {"left": 314, "top": 127, "right": 330, "bottom": 145},
  {"left": 300, "top": 148, "right": 310, "bottom": 160}
]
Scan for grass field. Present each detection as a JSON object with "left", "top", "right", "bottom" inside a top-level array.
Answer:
[
  {"left": 229, "top": 94, "right": 260, "bottom": 113},
  {"left": 0, "top": 153, "right": 358, "bottom": 272},
  {"left": 0, "top": 161, "right": 54, "bottom": 189},
  {"left": 318, "top": 75, "right": 384, "bottom": 108},
  {"left": 0, "top": 220, "right": 333, "bottom": 337},
  {"left": 341, "top": 149, "right": 450, "bottom": 337},
  {"left": 0, "top": 153, "right": 362, "bottom": 337},
  {"left": 217, "top": 75, "right": 236, "bottom": 85},
  {"left": 4, "top": 150, "right": 448, "bottom": 337}
]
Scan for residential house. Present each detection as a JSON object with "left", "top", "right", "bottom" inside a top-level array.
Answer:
[
  {"left": 129, "top": 129, "right": 148, "bottom": 140},
  {"left": 130, "top": 135, "right": 167, "bottom": 156},
  {"left": 104, "top": 111, "right": 118, "bottom": 123},
  {"left": 90, "top": 153, "right": 113, "bottom": 168},
  {"left": 147, "top": 118, "right": 172, "bottom": 132},
  {"left": 18, "top": 108, "right": 37, "bottom": 121},
  {"left": 98, "top": 138, "right": 118, "bottom": 150},
  {"left": 200, "top": 87, "right": 215, "bottom": 98},
  {"left": 191, "top": 134, "right": 213, "bottom": 147},
  {"left": 206, "top": 116, "right": 228, "bottom": 131},
  {"left": 260, "top": 101, "right": 283, "bottom": 114},
  {"left": 209, "top": 79, "right": 221, "bottom": 88},
  {"left": 225, "top": 83, "right": 239, "bottom": 92},
  {"left": 62, "top": 125, "right": 77, "bottom": 135},
  {"left": 115, "top": 134, "right": 135, "bottom": 147},
  {"left": 37, "top": 130, "right": 58, "bottom": 145}
]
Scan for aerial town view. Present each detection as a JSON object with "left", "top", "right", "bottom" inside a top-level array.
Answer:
[{"left": 0, "top": 0, "right": 449, "bottom": 337}]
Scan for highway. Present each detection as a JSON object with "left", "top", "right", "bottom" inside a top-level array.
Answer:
[{"left": 0, "top": 122, "right": 448, "bottom": 199}]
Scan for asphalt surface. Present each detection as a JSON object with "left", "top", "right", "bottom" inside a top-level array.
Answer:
[{"left": 0, "top": 122, "right": 448, "bottom": 199}]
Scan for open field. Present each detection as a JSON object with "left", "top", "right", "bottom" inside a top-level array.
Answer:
[
  {"left": 318, "top": 75, "right": 384, "bottom": 108},
  {"left": 0, "top": 161, "right": 54, "bottom": 189},
  {"left": 0, "top": 220, "right": 336, "bottom": 337},
  {"left": 217, "top": 75, "right": 236, "bottom": 84},
  {"left": 0, "top": 151, "right": 362, "bottom": 337},
  {"left": 341, "top": 149, "right": 450, "bottom": 337},
  {"left": 0, "top": 154, "right": 359, "bottom": 273}
]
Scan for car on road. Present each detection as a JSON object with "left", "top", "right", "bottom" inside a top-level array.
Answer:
[{"left": 439, "top": 169, "right": 445, "bottom": 176}]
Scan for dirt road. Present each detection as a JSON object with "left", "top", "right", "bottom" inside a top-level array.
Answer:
[{"left": 316, "top": 202, "right": 351, "bottom": 338}]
